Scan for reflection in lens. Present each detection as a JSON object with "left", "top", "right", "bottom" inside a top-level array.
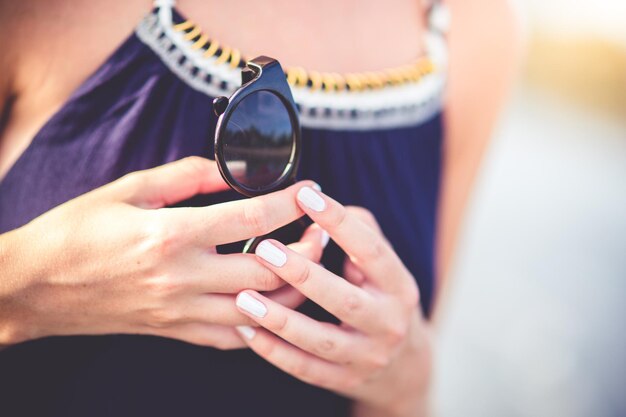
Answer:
[{"left": 222, "top": 90, "right": 295, "bottom": 191}]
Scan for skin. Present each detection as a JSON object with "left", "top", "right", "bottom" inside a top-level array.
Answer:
[
  {"left": 237, "top": 188, "right": 432, "bottom": 417},
  {"left": 0, "top": 157, "right": 324, "bottom": 347},
  {"left": 0, "top": 0, "right": 520, "bottom": 415}
]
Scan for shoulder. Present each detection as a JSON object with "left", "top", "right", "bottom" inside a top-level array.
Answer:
[
  {"left": 1, "top": 0, "right": 147, "bottom": 101},
  {"left": 0, "top": 1, "right": 21, "bottom": 113}
]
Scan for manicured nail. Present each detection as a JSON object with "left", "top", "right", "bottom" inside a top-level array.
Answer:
[
  {"left": 312, "top": 182, "right": 322, "bottom": 192},
  {"left": 321, "top": 229, "right": 330, "bottom": 248},
  {"left": 236, "top": 292, "right": 267, "bottom": 318},
  {"left": 297, "top": 186, "right": 326, "bottom": 212},
  {"left": 236, "top": 325, "right": 256, "bottom": 340},
  {"left": 256, "top": 240, "right": 287, "bottom": 267}
]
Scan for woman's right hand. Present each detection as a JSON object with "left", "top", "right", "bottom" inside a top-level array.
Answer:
[{"left": 0, "top": 157, "right": 323, "bottom": 349}]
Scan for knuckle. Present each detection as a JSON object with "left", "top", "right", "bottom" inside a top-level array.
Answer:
[
  {"left": 268, "top": 314, "right": 289, "bottom": 334},
  {"left": 119, "top": 170, "right": 145, "bottom": 188},
  {"left": 143, "top": 274, "right": 182, "bottom": 300},
  {"left": 117, "top": 171, "right": 149, "bottom": 199},
  {"left": 347, "top": 206, "right": 376, "bottom": 225},
  {"left": 256, "top": 336, "right": 277, "bottom": 358},
  {"left": 179, "top": 156, "right": 211, "bottom": 178},
  {"left": 289, "top": 358, "right": 312, "bottom": 379},
  {"left": 313, "top": 336, "right": 337, "bottom": 357},
  {"left": 365, "top": 351, "right": 391, "bottom": 370},
  {"left": 181, "top": 155, "right": 209, "bottom": 172},
  {"left": 140, "top": 215, "right": 180, "bottom": 259},
  {"left": 338, "top": 292, "right": 365, "bottom": 319},
  {"left": 402, "top": 282, "right": 421, "bottom": 310},
  {"left": 324, "top": 203, "right": 348, "bottom": 230},
  {"left": 361, "top": 239, "right": 388, "bottom": 261},
  {"left": 147, "top": 306, "right": 181, "bottom": 328},
  {"left": 385, "top": 322, "right": 409, "bottom": 346},
  {"left": 254, "top": 268, "right": 282, "bottom": 291},
  {"left": 241, "top": 200, "right": 271, "bottom": 236},
  {"left": 291, "top": 263, "right": 313, "bottom": 286}
]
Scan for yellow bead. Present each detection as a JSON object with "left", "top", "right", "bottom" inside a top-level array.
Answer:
[
  {"left": 173, "top": 20, "right": 194, "bottom": 32},
  {"left": 183, "top": 26, "right": 201, "bottom": 41},
  {"left": 191, "top": 34, "right": 208, "bottom": 50},
  {"left": 215, "top": 46, "right": 231, "bottom": 65}
]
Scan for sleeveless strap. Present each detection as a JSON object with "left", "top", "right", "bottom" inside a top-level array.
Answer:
[{"left": 154, "top": 0, "right": 175, "bottom": 8}]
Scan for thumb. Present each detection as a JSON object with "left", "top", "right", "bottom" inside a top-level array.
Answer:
[{"left": 117, "top": 156, "right": 230, "bottom": 208}]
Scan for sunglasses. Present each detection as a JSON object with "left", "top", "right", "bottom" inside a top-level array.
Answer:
[{"left": 213, "top": 56, "right": 308, "bottom": 253}]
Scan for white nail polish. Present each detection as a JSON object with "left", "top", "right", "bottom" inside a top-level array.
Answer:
[
  {"left": 312, "top": 182, "right": 322, "bottom": 192},
  {"left": 321, "top": 229, "right": 330, "bottom": 248},
  {"left": 297, "top": 186, "right": 326, "bottom": 212},
  {"left": 236, "top": 325, "right": 256, "bottom": 340},
  {"left": 256, "top": 240, "right": 287, "bottom": 267},
  {"left": 236, "top": 292, "right": 268, "bottom": 318}
]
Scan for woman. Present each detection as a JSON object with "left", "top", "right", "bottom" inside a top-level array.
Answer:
[{"left": 0, "top": 0, "right": 518, "bottom": 415}]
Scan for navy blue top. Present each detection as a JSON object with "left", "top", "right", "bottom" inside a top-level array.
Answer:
[{"left": 0, "top": 7, "right": 443, "bottom": 417}]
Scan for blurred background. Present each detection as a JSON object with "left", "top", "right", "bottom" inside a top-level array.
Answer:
[{"left": 433, "top": 1, "right": 626, "bottom": 416}]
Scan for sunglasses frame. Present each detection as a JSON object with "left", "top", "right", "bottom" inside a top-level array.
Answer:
[{"left": 213, "top": 56, "right": 302, "bottom": 198}]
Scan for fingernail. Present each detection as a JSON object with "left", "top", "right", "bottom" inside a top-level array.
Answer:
[
  {"left": 321, "top": 229, "right": 330, "bottom": 248},
  {"left": 297, "top": 186, "right": 326, "bottom": 212},
  {"left": 236, "top": 292, "right": 268, "bottom": 318},
  {"left": 236, "top": 325, "right": 256, "bottom": 340},
  {"left": 312, "top": 182, "right": 322, "bottom": 192},
  {"left": 256, "top": 240, "right": 287, "bottom": 267}
]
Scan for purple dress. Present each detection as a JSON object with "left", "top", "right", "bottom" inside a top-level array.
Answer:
[{"left": 0, "top": 3, "right": 447, "bottom": 416}]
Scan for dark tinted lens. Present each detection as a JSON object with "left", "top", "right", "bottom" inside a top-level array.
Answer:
[{"left": 222, "top": 90, "right": 295, "bottom": 191}]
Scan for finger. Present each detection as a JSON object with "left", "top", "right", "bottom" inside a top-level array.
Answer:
[
  {"left": 294, "top": 186, "right": 416, "bottom": 297},
  {"left": 174, "top": 293, "right": 257, "bottom": 327},
  {"left": 187, "top": 252, "right": 288, "bottom": 294},
  {"left": 265, "top": 285, "right": 306, "bottom": 310},
  {"left": 163, "top": 180, "right": 318, "bottom": 246},
  {"left": 346, "top": 206, "right": 384, "bottom": 236},
  {"left": 286, "top": 222, "right": 328, "bottom": 264},
  {"left": 120, "top": 156, "right": 230, "bottom": 209},
  {"left": 236, "top": 290, "right": 362, "bottom": 365},
  {"left": 343, "top": 257, "right": 366, "bottom": 287},
  {"left": 156, "top": 322, "right": 247, "bottom": 350},
  {"left": 260, "top": 223, "right": 329, "bottom": 310},
  {"left": 235, "top": 325, "right": 352, "bottom": 393},
  {"left": 253, "top": 239, "right": 394, "bottom": 334}
]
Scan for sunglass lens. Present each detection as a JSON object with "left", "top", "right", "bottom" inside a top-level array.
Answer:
[{"left": 222, "top": 90, "right": 296, "bottom": 191}]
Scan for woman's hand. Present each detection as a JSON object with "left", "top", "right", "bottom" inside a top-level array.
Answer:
[
  {"left": 0, "top": 157, "right": 323, "bottom": 349},
  {"left": 234, "top": 186, "right": 433, "bottom": 417}
]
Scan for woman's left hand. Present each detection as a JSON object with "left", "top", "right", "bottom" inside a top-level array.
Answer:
[{"left": 234, "top": 185, "right": 433, "bottom": 417}]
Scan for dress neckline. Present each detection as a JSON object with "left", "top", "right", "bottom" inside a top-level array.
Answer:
[{"left": 136, "top": 3, "right": 449, "bottom": 130}]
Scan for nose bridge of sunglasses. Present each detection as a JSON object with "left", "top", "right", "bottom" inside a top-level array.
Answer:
[
  {"left": 213, "top": 96, "right": 229, "bottom": 116},
  {"left": 241, "top": 66, "right": 257, "bottom": 85}
]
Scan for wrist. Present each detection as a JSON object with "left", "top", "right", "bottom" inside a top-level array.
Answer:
[
  {"left": 352, "top": 393, "right": 429, "bottom": 417},
  {"left": 0, "top": 225, "right": 44, "bottom": 345},
  {"left": 352, "top": 327, "right": 434, "bottom": 417}
]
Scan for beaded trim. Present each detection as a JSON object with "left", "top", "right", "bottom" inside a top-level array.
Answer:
[
  {"left": 135, "top": 3, "right": 449, "bottom": 130},
  {"left": 171, "top": 19, "right": 436, "bottom": 93}
]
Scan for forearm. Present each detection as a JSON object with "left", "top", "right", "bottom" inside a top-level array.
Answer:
[
  {"left": 0, "top": 226, "right": 39, "bottom": 346},
  {"left": 351, "top": 396, "right": 428, "bottom": 417},
  {"left": 434, "top": 0, "right": 520, "bottom": 319}
]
